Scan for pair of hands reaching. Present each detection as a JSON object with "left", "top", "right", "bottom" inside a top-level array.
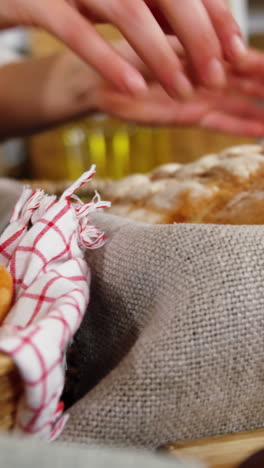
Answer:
[
  {"left": 53, "top": 39, "right": 264, "bottom": 138},
  {"left": 1, "top": 37, "right": 264, "bottom": 140},
  {"left": 0, "top": 0, "right": 246, "bottom": 98},
  {"left": 0, "top": 0, "right": 263, "bottom": 139}
]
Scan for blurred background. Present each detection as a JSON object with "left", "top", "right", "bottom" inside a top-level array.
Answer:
[{"left": 0, "top": 0, "right": 263, "bottom": 181}]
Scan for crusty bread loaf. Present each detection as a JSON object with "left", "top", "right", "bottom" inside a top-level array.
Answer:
[
  {"left": 29, "top": 143, "right": 264, "bottom": 225},
  {"left": 102, "top": 143, "right": 264, "bottom": 225}
]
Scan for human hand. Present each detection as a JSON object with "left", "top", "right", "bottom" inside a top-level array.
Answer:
[
  {"left": 2, "top": 38, "right": 262, "bottom": 140},
  {"left": 0, "top": 0, "right": 246, "bottom": 99},
  {"left": 94, "top": 82, "right": 264, "bottom": 138},
  {"left": 58, "top": 40, "right": 264, "bottom": 138},
  {"left": 232, "top": 47, "right": 264, "bottom": 83}
]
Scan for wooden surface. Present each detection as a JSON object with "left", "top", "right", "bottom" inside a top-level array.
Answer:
[{"left": 164, "top": 429, "right": 264, "bottom": 468}]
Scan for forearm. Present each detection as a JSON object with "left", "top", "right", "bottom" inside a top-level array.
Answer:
[{"left": 0, "top": 53, "right": 97, "bottom": 140}]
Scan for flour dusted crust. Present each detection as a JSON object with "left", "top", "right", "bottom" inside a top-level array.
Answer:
[
  {"left": 103, "top": 143, "right": 264, "bottom": 225},
  {"left": 29, "top": 143, "right": 264, "bottom": 225}
]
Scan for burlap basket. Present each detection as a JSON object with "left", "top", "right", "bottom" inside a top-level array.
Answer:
[
  {"left": 2, "top": 165, "right": 264, "bottom": 450},
  {"left": 60, "top": 213, "right": 264, "bottom": 449}
]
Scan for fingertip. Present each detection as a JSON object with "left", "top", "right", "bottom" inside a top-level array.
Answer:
[
  {"left": 203, "top": 58, "right": 227, "bottom": 89},
  {"left": 122, "top": 70, "right": 149, "bottom": 96},
  {"left": 228, "top": 35, "right": 248, "bottom": 63},
  {"left": 169, "top": 71, "right": 194, "bottom": 99}
]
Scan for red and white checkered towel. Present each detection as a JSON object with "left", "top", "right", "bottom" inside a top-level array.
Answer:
[{"left": 0, "top": 167, "right": 110, "bottom": 440}]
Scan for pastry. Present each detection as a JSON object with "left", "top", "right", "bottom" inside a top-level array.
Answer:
[{"left": 0, "top": 265, "right": 13, "bottom": 323}]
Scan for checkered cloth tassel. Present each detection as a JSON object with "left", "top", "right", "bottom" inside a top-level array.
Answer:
[{"left": 0, "top": 166, "right": 110, "bottom": 440}]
